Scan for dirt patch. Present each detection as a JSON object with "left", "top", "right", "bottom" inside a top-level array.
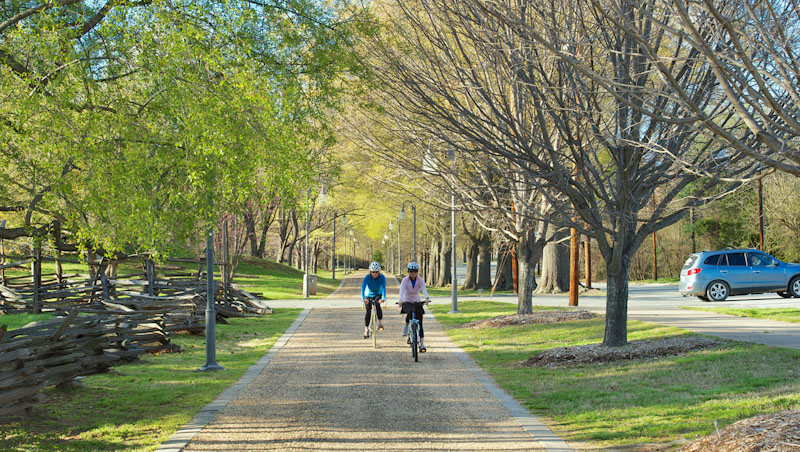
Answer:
[
  {"left": 454, "top": 310, "right": 598, "bottom": 329},
  {"left": 517, "top": 336, "right": 724, "bottom": 368},
  {"left": 681, "top": 409, "right": 800, "bottom": 452}
]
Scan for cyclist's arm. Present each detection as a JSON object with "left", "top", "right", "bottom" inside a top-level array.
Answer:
[
  {"left": 361, "top": 276, "right": 368, "bottom": 301},
  {"left": 380, "top": 275, "right": 387, "bottom": 301},
  {"left": 397, "top": 277, "right": 408, "bottom": 305},
  {"left": 420, "top": 278, "right": 430, "bottom": 302}
]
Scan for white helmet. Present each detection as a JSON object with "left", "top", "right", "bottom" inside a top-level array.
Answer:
[
  {"left": 407, "top": 262, "right": 420, "bottom": 271},
  {"left": 368, "top": 262, "right": 381, "bottom": 272}
]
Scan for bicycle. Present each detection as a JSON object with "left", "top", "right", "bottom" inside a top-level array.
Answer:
[
  {"left": 364, "top": 297, "right": 383, "bottom": 348},
  {"left": 401, "top": 300, "right": 428, "bottom": 362}
]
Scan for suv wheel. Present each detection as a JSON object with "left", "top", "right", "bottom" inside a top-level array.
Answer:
[
  {"left": 706, "top": 280, "right": 730, "bottom": 302},
  {"left": 790, "top": 276, "right": 800, "bottom": 298}
]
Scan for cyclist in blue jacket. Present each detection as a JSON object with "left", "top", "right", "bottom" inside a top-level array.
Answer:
[{"left": 361, "top": 262, "right": 386, "bottom": 338}]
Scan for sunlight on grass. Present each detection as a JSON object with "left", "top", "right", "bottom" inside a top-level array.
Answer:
[
  {"left": 432, "top": 300, "right": 800, "bottom": 449},
  {"left": 683, "top": 306, "right": 800, "bottom": 323}
]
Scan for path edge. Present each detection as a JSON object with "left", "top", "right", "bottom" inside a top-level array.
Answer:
[
  {"left": 429, "top": 311, "right": 575, "bottom": 452},
  {"left": 154, "top": 307, "right": 312, "bottom": 452}
]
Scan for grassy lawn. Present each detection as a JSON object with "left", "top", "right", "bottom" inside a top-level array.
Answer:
[
  {"left": 233, "top": 257, "right": 339, "bottom": 299},
  {"left": 0, "top": 309, "right": 302, "bottom": 451},
  {"left": 684, "top": 306, "right": 800, "bottom": 323},
  {"left": 432, "top": 300, "right": 800, "bottom": 449}
]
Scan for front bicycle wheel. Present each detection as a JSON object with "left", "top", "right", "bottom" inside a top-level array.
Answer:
[
  {"left": 411, "top": 322, "right": 418, "bottom": 362},
  {"left": 371, "top": 307, "right": 377, "bottom": 348}
]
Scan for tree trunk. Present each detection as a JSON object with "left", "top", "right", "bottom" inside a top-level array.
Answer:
[
  {"left": 244, "top": 210, "right": 259, "bottom": 257},
  {"left": 516, "top": 230, "right": 544, "bottom": 314},
  {"left": 441, "top": 244, "right": 451, "bottom": 287},
  {"left": 537, "top": 232, "right": 569, "bottom": 293},
  {"left": 477, "top": 241, "right": 492, "bottom": 289},
  {"left": 429, "top": 240, "right": 441, "bottom": 286},
  {"left": 603, "top": 258, "right": 631, "bottom": 346},
  {"left": 462, "top": 241, "right": 479, "bottom": 289}
]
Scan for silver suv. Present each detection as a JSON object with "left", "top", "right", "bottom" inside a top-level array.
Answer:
[{"left": 679, "top": 249, "right": 800, "bottom": 301}]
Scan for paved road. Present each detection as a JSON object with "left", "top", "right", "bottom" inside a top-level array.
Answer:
[{"left": 159, "top": 271, "right": 572, "bottom": 451}]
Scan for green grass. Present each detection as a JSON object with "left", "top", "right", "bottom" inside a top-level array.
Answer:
[
  {"left": 233, "top": 257, "right": 339, "bottom": 299},
  {"left": 0, "top": 309, "right": 301, "bottom": 451},
  {"left": 425, "top": 286, "right": 514, "bottom": 297},
  {"left": 684, "top": 306, "right": 800, "bottom": 323},
  {"left": 432, "top": 300, "right": 800, "bottom": 449},
  {"left": 1, "top": 312, "right": 56, "bottom": 330}
]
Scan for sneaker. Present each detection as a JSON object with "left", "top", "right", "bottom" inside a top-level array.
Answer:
[
  {"left": 363, "top": 329, "right": 370, "bottom": 339},
  {"left": 419, "top": 344, "right": 427, "bottom": 353},
  {"left": 402, "top": 325, "right": 408, "bottom": 336},
  {"left": 378, "top": 324, "right": 384, "bottom": 331}
]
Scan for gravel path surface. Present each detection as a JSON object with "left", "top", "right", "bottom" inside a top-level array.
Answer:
[{"left": 176, "top": 272, "right": 565, "bottom": 451}]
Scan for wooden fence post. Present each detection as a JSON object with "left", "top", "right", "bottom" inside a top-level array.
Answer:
[
  {"left": 146, "top": 258, "right": 155, "bottom": 296},
  {"left": 32, "top": 245, "right": 41, "bottom": 314}
]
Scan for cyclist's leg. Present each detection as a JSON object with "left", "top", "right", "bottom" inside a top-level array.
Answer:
[
  {"left": 416, "top": 304, "right": 426, "bottom": 352},
  {"left": 376, "top": 301, "right": 384, "bottom": 329},
  {"left": 364, "top": 300, "right": 372, "bottom": 327}
]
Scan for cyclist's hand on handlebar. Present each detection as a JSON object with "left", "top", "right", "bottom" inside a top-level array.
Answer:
[{"left": 380, "top": 298, "right": 386, "bottom": 304}]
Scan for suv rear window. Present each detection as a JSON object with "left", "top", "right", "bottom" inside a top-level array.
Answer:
[
  {"left": 683, "top": 255, "right": 698, "bottom": 268},
  {"left": 703, "top": 254, "right": 720, "bottom": 265}
]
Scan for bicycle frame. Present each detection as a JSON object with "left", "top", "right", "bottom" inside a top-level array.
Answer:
[
  {"left": 409, "top": 308, "right": 421, "bottom": 362},
  {"left": 369, "top": 299, "right": 380, "bottom": 348}
]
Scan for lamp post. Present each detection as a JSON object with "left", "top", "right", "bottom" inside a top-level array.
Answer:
[
  {"left": 199, "top": 193, "right": 223, "bottom": 371},
  {"left": 388, "top": 220, "right": 395, "bottom": 273},
  {"left": 349, "top": 228, "right": 354, "bottom": 272},
  {"left": 400, "top": 201, "right": 416, "bottom": 262},
  {"left": 332, "top": 212, "right": 346, "bottom": 280},
  {"left": 449, "top": 150, "right": 460, "bottom": 313}
]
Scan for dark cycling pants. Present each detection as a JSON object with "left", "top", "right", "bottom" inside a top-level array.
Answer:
[
  {"left": 364, "top": 295, "right": 383, "bottom": 326},
  {"left": 402, "top": 303, "right": 425, "bottom": 338}
]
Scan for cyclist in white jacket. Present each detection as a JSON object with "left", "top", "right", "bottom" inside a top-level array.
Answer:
[{"left": 398, "top": 262, "right": 430, "bottom": 352}]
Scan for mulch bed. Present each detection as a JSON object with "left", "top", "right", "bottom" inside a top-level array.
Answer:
[
  {"left": 453, "top": 310, "right": 598, "bottom": 329},
  {"left": 680, "top": 409, "right": 800, "bottom": 451},
  {"left": 516, "top": 336, "right": 725, "bottom": 368}
]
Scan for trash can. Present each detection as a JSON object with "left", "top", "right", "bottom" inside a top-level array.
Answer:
[{"left": 304, "top": 274, "right": 317, "bottom": 295}]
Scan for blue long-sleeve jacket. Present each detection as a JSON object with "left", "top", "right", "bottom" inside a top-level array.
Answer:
[{"left": 361, "top": 273, "right": 387, "bottom": 299}]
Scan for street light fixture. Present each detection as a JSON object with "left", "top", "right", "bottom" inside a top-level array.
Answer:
[{"left": 400, "top": 201, "right": 416, "bottom": 263}]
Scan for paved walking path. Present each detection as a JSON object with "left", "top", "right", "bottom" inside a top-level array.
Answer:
[{"left": 159, "top": 272, "right": 572, "bottom": 451}]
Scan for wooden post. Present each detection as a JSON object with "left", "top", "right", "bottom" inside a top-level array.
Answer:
[
  {"left": 511, "top": 247, "right": 518, "bottom": 294},
  {"left": 569, "top": 228, "right": 579, "bottom": 306},
  {"left": 100, "top": 261, "right": 110, "bottom": 300},
  {"left": 584, "top": 227, "right": 592, "bottom": 289},
  {"left": 146, "top": 258, "right": 155, "bottom": 296},
  {"left": 0, "top": 229, "right": 5, "bottom": 286},
  {"left": 758, "top": 173, "right": 765, "bottom": 251},
  {"left": 32, "top": 245, "right": 41, "bottom": 314},
  {"left": 652, "top": 194, "right": 658, "bottom": 282}
]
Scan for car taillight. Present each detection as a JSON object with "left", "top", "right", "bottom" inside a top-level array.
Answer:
[{"left": 687, "top": 268, "right": 702, "bottom": 276}]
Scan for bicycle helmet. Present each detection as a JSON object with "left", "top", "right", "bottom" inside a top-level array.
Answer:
[
  {"left": 407, "top": 262, "right": 420, "bottom": 271},
  {"left": 368, "top": 262, "right": 381, "bottom": 272}
]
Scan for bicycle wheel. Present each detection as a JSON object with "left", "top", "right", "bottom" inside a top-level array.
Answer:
[
  {"left": 371, "top": 306, "right": 377, "bottom": 348},
  {"left": 411, "top": 322, "right": 418, "bottom": 362}
]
